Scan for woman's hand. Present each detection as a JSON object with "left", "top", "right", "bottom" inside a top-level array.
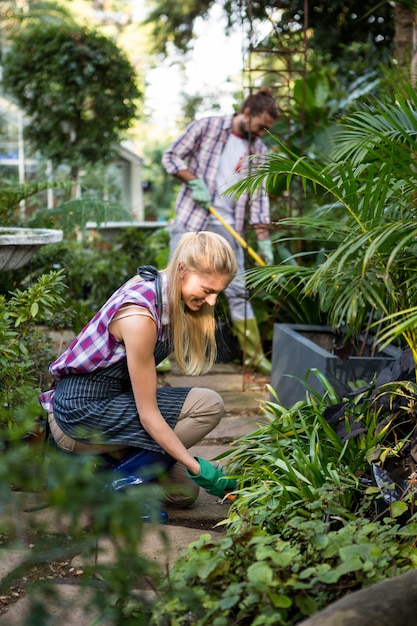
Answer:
[{"left": 186, "top": 457, "right": 237, "bottom": 497}]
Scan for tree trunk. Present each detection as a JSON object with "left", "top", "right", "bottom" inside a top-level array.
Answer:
[
  {"left": 70, "top": 164, "right": 81, "bottom": 200},
  {"left": 393, "top": 3, "right": 415, "bottom": 79}
]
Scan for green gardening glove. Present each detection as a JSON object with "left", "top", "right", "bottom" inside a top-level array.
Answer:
[
  {"left": 257, "top": 239, "right": 274, "bottom": 265},
  {"left": 187, "top": 178, "right": 211, "bottom": 210},
  {"left": 186, "top": 457, "right": 237, "bottom": 498}
]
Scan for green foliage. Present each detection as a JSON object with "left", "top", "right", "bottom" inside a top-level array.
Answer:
[
  {"left": 145, "top": 370, "right": 417, "bottom": 625},
  {"left": 288, "top": 68, "right": 381, "bottom": 161},
  {"left": 229, "top": 368, "right": 417, "bottom": 524},
  {"left": 0, "top": 444, "right": 166, "bottom": 625},
  {"left": 233, "top": 81, "right": 417, "bottom": 362},
  {"left": 2, "top": 22, "right": 141, "bottom": 173},
  {"left": 0, "top": 180, "right": 68, "bottom": 226},
  {"left": 143, "top": 0, "right": 394, "bottom": 64},
  {"left": 223, "top": 383, "right": 374, "bottom": 534},
  {"left": 149, "top": 514, "right": 415, "bottom": 626},
  {"left": 287, "top": 1, "right": 394, "bottom": 65},
  {"left": 245, "top": 236, "right": 326, "bottom": 326},
  {"left": 0, "top": 270, "right": 66, "bottom": 434},
  {"left": 3, "top": 363, "right": 417, "bottom": 625},
  {"left": 30, "top": 198, "right": 132, "bottom": 236}
]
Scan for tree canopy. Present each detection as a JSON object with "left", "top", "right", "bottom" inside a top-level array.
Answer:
[
  {"left": 143, "top": 0, "right": 218, "bottom": 56},
  {"left": 143, "top": 0, "right": 395, "bottom": 60},
  {"left": 1, "top": 22, "right": 142, "bottom": 175}
]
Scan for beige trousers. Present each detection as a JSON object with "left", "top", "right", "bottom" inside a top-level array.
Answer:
[
  {"left": 48, "top": 387, "right": 224, "bottom": 507},
  {"left": 164, "top": 387, "right": 224, "bottom": 507}
]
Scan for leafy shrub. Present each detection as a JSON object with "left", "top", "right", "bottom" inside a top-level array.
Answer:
[
  {"left": 145, "top": 367, "right": 417, "bottom": 625},
  {"left": 0, "top": 270, "right": 66, "bottom": 436},
  {"left": 149, "top": 513, "right": 416, "bottom": 626},
  {"left": 29, "top": 198, "right": 132, "bottom": 237}
]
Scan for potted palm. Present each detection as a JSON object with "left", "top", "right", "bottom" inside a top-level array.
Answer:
[{"left": 234, "top": 79, "right": 417, "bottom": 403}]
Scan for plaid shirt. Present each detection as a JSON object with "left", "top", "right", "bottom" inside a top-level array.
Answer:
[
  {"left": 39, "top": 273, "right": 170, "bottom": 413},
  {"left": 162, "top": 114, "right": 270, "bottom": 236}
]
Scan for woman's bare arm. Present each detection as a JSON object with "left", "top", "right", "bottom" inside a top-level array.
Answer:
[{"left": 110, "top": 313, "right": 200, "bottom": 475}]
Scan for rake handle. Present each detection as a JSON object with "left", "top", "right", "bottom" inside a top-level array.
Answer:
[{"left": 208, "top": 205, "right": 266, "bottom": 267}]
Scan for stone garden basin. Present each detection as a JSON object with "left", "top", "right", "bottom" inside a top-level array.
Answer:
[{"left": 0, "top": 228, "right": 63, "bottom": 270}]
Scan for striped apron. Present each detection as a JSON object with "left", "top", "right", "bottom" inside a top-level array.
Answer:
[{"left": 52, "top": 357, "right": 190, "bottom": 453}]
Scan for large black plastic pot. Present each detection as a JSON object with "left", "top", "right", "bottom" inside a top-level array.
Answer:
[{"left": 271, "top": 324, "right": 401, "bottom": 407}]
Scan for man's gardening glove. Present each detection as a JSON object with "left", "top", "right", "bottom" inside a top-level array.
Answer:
[
  {"left": 258, "top": 239, "right": 274, "bottom": 265},
  {"left": 187, "top": 178, "right": 211, "bottom": 210},
  {"left": 186, "top": 457, "right": 237, "bottom": 498}
]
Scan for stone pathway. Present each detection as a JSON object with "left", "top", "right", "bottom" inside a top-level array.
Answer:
[{"left": 0, "top": 363, "right": 270, "bottom": 624}]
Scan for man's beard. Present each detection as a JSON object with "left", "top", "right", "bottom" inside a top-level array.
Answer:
[{"left": 237, "top": 121, "right": 254, "bottom": 140}]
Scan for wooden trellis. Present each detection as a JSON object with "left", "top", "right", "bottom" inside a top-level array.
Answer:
[{"left": 242, "top": 0, "right": 309, "bottom": 224}]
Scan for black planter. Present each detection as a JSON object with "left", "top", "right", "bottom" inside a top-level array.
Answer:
[{"left": 271, "top": 324, "right": 401, "bottom": 407}]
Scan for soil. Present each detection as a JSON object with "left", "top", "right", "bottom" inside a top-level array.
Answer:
[
  {"left": 0, "top": 532, "right": 83, "bottom": 615},
  {"left": 299, "top": 331, "right": 380, "bottom": 359}
]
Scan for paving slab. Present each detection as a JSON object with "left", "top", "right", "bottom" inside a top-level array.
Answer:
[
  {"left": 2, "top": 438, "right": 247, "bottom": 541},
  {"left": 72, "top": 524, "right": 221, "bottom": 572},
  {"left": 2, "top": 491, "right": 93, "bottom": 536},
  {"left": 223, "top": 389, "right": 269, "bottom": 416},
  {"left": 206, "top": 412, "right": 268, "bottom": 442},
  {"left": 165, "top": 372, "right": 246, "bottom": 392},
  {"left": 4, "top": 486, "right": 229, "bottom": 540},
  {"left": 0, "top": 548, "right": 27, "bottom": 581},
  {"left": 164, "top": 376, "right": 269, "bottom": 419},
  {"left": 0, "top": 517, "right": 223, "bottom": 624},
  {"left": 0, "top": 583, "right": 115, "bottom": 626},
  {"left": 1, "top": 439, "right": 245, "bottom": 542},
  {"left": 0, "top": 523, "right": 222, "bottom": 626}
]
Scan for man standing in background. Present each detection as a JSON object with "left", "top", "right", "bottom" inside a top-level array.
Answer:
[{"left": 162, "top": 87, "right": 278, "bottom": 375}]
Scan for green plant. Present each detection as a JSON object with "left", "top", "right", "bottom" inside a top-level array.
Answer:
[
  {"left": 30, "top": 198, "right": 132, "bottom": 236},
  {"left": 145, "top": 361, "right": 417, "bottom": 625},
  {"left": 233, "top": 79, "right": 417, "bottom": 372},
  {"left": 0, "top": 270, "right": 66, "bottom": 436},
  {"left": 148, "top": 512, "right": 416, "bottom": 626},
  {"left": 0, "top": 181, "right": 67, "bottom": 226},
  {"left": 2, "top": 22, "right": 141, "bottom": 185},
  {"left": 223, "top": 349, "right": 417, "bottom": 529},
  {"left": 222, "top": 377, "right": 383, "bottom": 534}
]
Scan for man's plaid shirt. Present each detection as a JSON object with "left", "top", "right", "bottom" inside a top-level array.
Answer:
[{"left": 162, "top": 114, "right": 270, "bottom": 236}]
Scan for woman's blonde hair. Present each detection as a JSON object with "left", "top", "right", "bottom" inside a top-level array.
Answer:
[{"left": 165, "top": 231, "right": 237, "bottom": 375}]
